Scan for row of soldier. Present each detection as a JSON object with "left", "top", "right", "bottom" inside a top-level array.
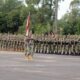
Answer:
[
  {"left": 33, "top": 34, "right": 80, "bottom": 55},
  {"left": 34, "top": 40, "right": 80, "bottom": 55},
  {"left": 0, "top": 34, "right": 24, "bottom": 51},
  {"left": 0, "top": 34, "right": 80, "bottom": 55}
]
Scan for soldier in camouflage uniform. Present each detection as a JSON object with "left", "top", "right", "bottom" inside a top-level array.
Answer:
[{"left": 24, "top": 31, "right": 34, "bottom": 59}]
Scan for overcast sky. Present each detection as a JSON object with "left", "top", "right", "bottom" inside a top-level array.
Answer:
[{"left": 58, "top": 0, "right": 73, "bottom": 19}]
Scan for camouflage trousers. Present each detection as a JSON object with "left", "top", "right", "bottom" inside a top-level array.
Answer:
[{"left": 25, "top": 43, "right": 34, "bottom": 57}]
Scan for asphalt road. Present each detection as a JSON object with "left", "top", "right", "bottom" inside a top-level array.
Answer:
[{"left": 0, "top": 51, "right": 80, "bottom": 80}]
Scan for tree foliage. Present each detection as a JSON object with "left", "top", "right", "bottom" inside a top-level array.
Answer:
[
  {"left": 0, "top": 0, "right": 80, "bottom": 35},
  {"left": 0, "top": 0, "right": 22, "bottom": 33},
  {"left": 58, "top": 0, "right": 80, "bottom": 35}
]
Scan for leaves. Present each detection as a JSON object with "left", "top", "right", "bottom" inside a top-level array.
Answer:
[
  {"left": 1, "top": 0, "right": 79, "bottom": 35},
  {"left": 58, "top": 0, "right": 80, "bottom": 35}
]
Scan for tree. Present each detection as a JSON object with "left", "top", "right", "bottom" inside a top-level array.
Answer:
[
  {"left": 0, "top": 12, "right": 7, "bottom": 33},
  {"left": 70, "top": 0, "right": 80, "bottom": 34},
  {"left": 6, "top": 9, "right": 21, "bottom": 33},
  {"left": 25, "top": 0, "right": 57, "bottom": 34},
  {"left": 0, "top": 0, "right": 5, "bottom": 11},
  {"left": 70, "top": 0, "right": 80, "bottom": 9},
  {"left": 0, "top": 0, "right": 23, "bottom": 33},
  {"left": 0, "top": 0, "right": 22, "bottom": 13},
  {"left": 58, "top": 0, "right": 80, "bottom": 35},
  {"left": 0, "top": 0, "right": 65, "bottom": 34}
]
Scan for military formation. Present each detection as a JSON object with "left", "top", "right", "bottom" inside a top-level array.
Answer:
[
  {"left": 34, "top": 35, "right": 80, "bottom": 55},
  {"left": 0, "top": 34, "right": 24, "bottom": 52},
  {"left": 0, "top": 34, "right": 80, "bottom": 55}
]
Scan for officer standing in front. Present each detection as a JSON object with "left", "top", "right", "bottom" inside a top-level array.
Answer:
[{"left": 24, "top": 30, "right": 34, "bottom": 60}]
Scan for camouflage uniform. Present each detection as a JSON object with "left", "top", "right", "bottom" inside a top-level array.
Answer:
[{"left": 24, "top": 36, "right": 34, "bottom": 57}]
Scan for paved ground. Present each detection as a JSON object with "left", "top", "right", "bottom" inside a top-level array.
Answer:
[{"left": 0, "top": 51, "right": 80, "bottom": 80}]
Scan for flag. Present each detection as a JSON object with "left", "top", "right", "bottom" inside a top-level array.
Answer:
[{"left": 26, "top": 14, "right": 30, "bottom": 36}]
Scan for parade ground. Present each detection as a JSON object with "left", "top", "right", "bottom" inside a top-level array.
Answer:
[{"left": 0, "top": 51, "right": 80, "bottom": 80}]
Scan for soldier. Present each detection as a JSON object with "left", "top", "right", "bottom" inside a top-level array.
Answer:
[{"left": 24, "top": 30, "right": 34, "bottom": 60}]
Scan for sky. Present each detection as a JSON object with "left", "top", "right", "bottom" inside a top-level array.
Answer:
[{"left": 58, "top": 0, "right": 73, "bottom": 19}]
